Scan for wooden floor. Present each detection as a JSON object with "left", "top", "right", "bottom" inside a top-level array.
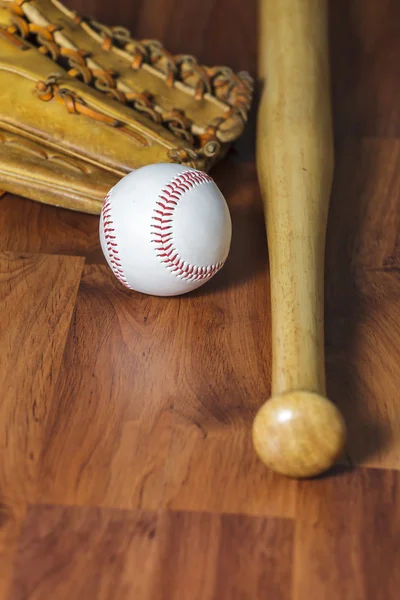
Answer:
[{"left": 1, "top": 0, "right": 400, "bottom": 598}]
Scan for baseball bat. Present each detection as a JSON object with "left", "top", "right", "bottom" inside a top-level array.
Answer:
[{"left": 252, "top": 0, "right": 346, "bottom": 477}]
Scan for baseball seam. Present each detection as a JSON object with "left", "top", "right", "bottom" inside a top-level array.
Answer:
[
  {"left": 101, "top": 190, "right": 134, "bottom": 290},
  {"left": 151, "top": 170, "right": 225, "bottom": 281}
]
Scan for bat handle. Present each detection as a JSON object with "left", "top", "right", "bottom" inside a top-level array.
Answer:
[{"left": 252, "top": 0, "right": 346, "bottom": 478}]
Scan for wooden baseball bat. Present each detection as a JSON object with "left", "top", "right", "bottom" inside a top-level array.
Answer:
[{"left": 252, "top": 0, "right": 346, "bottom": 477}]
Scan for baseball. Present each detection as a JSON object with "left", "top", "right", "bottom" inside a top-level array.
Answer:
[{"left": 99, "top": 163, "right": 232, "bottom": 296}]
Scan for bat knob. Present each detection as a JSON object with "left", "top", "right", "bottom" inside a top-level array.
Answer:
[{"left": 252, "top": 391, "right": 346, "bottom": 478}]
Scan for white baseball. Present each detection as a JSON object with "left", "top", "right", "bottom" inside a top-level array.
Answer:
[{"left": 99, "top": 163, "right": 232, "bottom": 296}]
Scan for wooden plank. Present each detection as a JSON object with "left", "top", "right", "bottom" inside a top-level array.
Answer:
[
  {"left": 326, "top": 138, "right": 400, "bottom": 273},
  {"left": 200, "top": 0, "right": 258, "bottom": 73},
  {"left": 327, "top": 270, "right": 400, "bottom": 469},
  {"left": 0, "top": 252, "right": 84, "bottom": 599},
  {"left": 9, "top": 505, "right": 294, "bottom": 600},
  {"left": 164, "top": 426, "right": 297, "bottom": 518},
  {"left": 213, "top": 512, "right": 293, "bottom": 600},
  {"left": 134, "top": 0, "right": 219, "bottom": 59},
  {"left": 36, "top": 264, "right": 178, "bottom": 510},
  {"left": 151, "top": 510, "right": 222, "bottom": 600},
  {"left": 9, "top": 506, "right": 159, "bottom": 600},
  {"left": 330, "top": 0, "right": 400, "bottom": 136},
  {"left": 294, "top": 467, "right": 400, "bottom": 600},
  {"left": 325, "top": 139, "right": 400, "bottom": 468},
  {"left": 0, "top": 194, "right": 102, "bottom": 261}
]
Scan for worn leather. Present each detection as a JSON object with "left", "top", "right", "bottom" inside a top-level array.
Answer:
[{"left": 0, "top": 0, "right": 253, "bottom": 213}]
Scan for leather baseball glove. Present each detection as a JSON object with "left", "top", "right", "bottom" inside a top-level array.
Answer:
[{"left": 0, "top": 0, "right": 253, "bottom": 213}]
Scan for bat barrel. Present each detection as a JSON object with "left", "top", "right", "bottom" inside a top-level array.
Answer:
[{"left": 253, "top": 0, "right": 346, "bottom": 478}]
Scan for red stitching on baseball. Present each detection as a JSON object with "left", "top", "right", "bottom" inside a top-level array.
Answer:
[
  {"left": 101, "top": 191, "right": 134, "bottom": 290},
  {"left": 151, "top": 170, "right": 225, "bottom": 282}
]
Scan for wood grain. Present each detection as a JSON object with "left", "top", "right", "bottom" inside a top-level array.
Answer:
[
  {"left": 294, "top": 467, "right": 400, "bottom": 600},
  {"left": 9, "top": 505, "right": 294, "bottom": 600},
  {"left": 0, "top": 252, "right": 84, "bottom": 598},
  {"left": 0, "top": 0, "right": 399, "bottom": 597},
  {"left": 164, "top": 426, "right": 297, "bottom": 517},
  {"left": 36, "top": 264, "right": 176, "bottom": 510},
  {"left": 326, "top": 138, "right": 400, "bottom": 273},
  {"left": 326, "top": 270, "right": 400, "bottom": 468},
  {"left": 0, "top": 194, "right": 101, "bottom": 261},
  {"left": 325, "top": 138, "right": 400, "bottom": 468},
  {"left": 329, "top": 0, "right": 400, "bottom": 137}
]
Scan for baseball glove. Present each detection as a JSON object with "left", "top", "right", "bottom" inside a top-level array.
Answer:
[{"left": 0, "top": 0, "right": 253, "bottom": 213}]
